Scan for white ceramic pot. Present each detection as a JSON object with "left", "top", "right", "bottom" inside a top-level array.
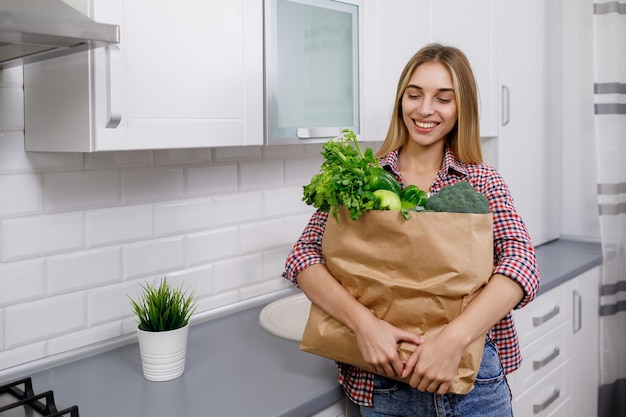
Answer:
[{"left": 137, "top": 324, "right": 189, "bottom": 382}]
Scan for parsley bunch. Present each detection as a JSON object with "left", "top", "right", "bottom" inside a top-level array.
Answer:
[{"left": 303, "top": 129, "right": 380, "bottom": 221}]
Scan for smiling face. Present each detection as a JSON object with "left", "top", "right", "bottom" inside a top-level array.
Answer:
[{"left": 401, "top": 61, "right": 458, "bottom": 150}]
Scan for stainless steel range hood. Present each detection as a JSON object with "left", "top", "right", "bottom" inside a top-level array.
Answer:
[{"left": 0, "top": 0, "right": 119, "bottom": 69}]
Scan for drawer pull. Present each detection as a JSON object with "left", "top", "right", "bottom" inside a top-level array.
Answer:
[
  {"left": 533, "top": 346, "right": 560, "bottom": 370},
  {"left": 532, "top": 305, "right": 560, "bottom": 326},
  {"left": 533, "top": 388, "right": 560, "bottom": 414}
]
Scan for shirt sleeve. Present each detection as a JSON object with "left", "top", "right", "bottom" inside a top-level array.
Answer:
[
  {"left": 282, "top": 210, "right": 329, "bottom": 286},
  {"left": 477, "top": 168, "right": 541, "bottom": 309}
]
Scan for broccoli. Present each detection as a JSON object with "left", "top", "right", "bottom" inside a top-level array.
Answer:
[{"left": 424, "top": 182, "right": 490, "bottom": 214}]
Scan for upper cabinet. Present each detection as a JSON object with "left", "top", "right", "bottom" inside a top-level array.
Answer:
[
  {"left": 497, "top": 0, "right": 561, "bottom": 245},
  {"left": 264, "top": 0, "right": 363, "bottom": 146},
  {"left": 362, "top": 0, "right": 498, "bottom": 142},
  {"left": 24, "top": 0, "right": 264, "bottom": 152}
]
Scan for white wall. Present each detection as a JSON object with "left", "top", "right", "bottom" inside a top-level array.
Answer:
[{"left": 0, "top": 65, "right": 327, "bottom": 372}]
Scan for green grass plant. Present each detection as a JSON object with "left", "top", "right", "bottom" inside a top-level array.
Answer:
[{"left": 128, "top": 277, "right": 198, "bottom": 332}]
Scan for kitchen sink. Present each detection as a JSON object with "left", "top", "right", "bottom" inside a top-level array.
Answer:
[{"left": 259, "top": 292, "right": 311, "bottom": 342}]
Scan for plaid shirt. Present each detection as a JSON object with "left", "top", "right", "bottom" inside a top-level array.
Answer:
[{"left": 283, "top": 147, "right": 540, "bottom": 406}]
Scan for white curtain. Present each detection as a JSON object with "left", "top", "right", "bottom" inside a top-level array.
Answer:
[{"left": 594, "top": 2, "right": 626, "bottom": 416}]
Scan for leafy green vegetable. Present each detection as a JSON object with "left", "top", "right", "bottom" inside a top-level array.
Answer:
[
  {"left": 302, "top": 129, "right": 383, "bottom": 221},
  {"left": 424, "top": 182, "right": 490, "bottom": 214}
]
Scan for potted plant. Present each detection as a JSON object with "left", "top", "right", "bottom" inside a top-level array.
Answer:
[{"left": 128, "top": 277, "right": 197, "bottom": 382}]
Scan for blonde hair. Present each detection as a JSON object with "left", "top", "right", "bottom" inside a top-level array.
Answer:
[{"left": 375, "top": 43, "right": 482, "bottom": 163}]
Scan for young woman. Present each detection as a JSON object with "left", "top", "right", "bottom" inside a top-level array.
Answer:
[{"left": 283, "top": 43, "right": 540, "bottom": 416}]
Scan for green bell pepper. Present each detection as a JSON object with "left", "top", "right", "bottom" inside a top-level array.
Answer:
[
  {"left": 400, "top": 185, "right": 428, "bottom": 208},
  {"left": 367, "top": 167, "right": 401, "bottom": 195}
]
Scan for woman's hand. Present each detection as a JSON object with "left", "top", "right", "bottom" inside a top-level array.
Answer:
[
  {"left": 354, "top": 316, "right": 424, "bottom": 377},
  {"left": 402, "top": 330, "right": 465, "bottom": 394}
]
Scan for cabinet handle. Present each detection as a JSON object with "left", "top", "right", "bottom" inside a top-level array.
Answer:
[
  {"left": 297, "top": 127, "right": 342, "bottom": 139},
  {"left": 533, "top": 346, "right": 560, "bottom": 370},
  {"left": 501, "top": 85, "right": 510, "bottom": 126},
  {"left": 573, "top": 290, "right": 582, "bottom": 333},
  {"left": 532, "top": 305, "right": 559, "bottom": 326},
  {"left": 533, "top": 387, "right": 560, "bottom": 414},
  {"left": 105, "top": 44, "right": 123, "bottom": 128}
]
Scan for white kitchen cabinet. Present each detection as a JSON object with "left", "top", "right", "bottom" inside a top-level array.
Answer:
[
  {"left": 571, "top": 267, "right": 600, "bottom": 417},
  {"left": 497, "top": 0, "right": 561, "bottom": 246},
  {"left": 362, "top": 0, "right": 498, "bottom": 142},
  {"left": 510, "top": 266, "right": 601, "bottom": 417},
  {"left": 438, "top": 0, "right": 499, "bottom": 138},
  {"left": 24, "top": 0, "right": 264, "bottom": 152}
]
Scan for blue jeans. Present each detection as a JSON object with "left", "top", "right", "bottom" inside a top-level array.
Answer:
[{"left": 360, "top": 339, "right": 513, "bottom": 417}]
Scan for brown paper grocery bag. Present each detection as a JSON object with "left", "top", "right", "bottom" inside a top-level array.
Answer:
[{"left": 300, "top": 208, "right": 494, "bottom": 394}]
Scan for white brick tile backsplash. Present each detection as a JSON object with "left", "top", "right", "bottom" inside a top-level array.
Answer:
[
  {"left": 154, "top": 148, "right": 212, "bottom": 165},
  {"left": 0, "top": 174, "right": 43, "bottom": 217},
  {"left": 284, "top": 212, "right": 316, "bottom": 244},
  {"left": 165, "top": 265, "right": 214, "bottom": 298},
  {"left": 87, "top": 280, "right": 142, "bottom": 326},
  {"left": 212, "top": 192, "right": 264, "bottom": 226},
  {"left": 44, "top": 170, "right": 120, "bottom": 212},
  {"left": 262, "top": 247, "right": 291, "bottom": 281},
  {"left": 4, "top": 293, "right": 85, "bottom": 348},
  {"left": 123, "top": 237, "right": 185, "bottom": 279},
  {"left": 214, "top": 145, "right": 262, "bottom": 161},
  {"left": 0, "top": 342, "right": 46, "bottom": 371},
  {"left": 85, "top": 204, "right": 153, "bottom": 248},
  {"left": 185, "top": 227, "right": 239, "bottom": 266},
  {"left": 154, "top": 198, "right": 213, "bottom": 236},
  {"left": 195, "top": 290, "right": 240, "bottom": 313},
  {"left": 0, "top": 67, "right": 334, "bottom": 372},
  {"left": 0, "top": 87, "right": 23, "bottom": 131},
  {"left": 240, "top": 160, "right": 283, "bottom": 191},
  {"left": 0, "top": 131, "right": 83, "bottom": 175},
  {"left": 213, "top": 253, "right": 264, "bottom": 294},
  {"left": 47, "top": 247, "right": 122, "bottom": 295},
  {"left": 263, "top": 186, "right": 310, "bottom": 219},
  {"left": 186, "top": 163, "right": 238, "bottom": 197},
  {"left": 240, "top": 219, "right": 284, "bottom": 254},
  {"left": 238, "top": 278, "right": 289, "bottom": 300},
  {"left": 0, "top": 259, "right": 45, "bottom": 306},
  {"left": 47, "top": 322, "right": 123, "bottom": 356},
  {"left": 2, "top": 212, "right": 84, "bottom": 261},
  {"left": 85, "top": 150, "right": 153, "bottom": 170},
  {"left": 121, "top": 166, "right": 184, "bottom": 204},
  {"left": 261, "top": 144, "right": 305, "bottom": 159},
  {"left": 284, "top": 156, "right": 324, "bottom": 187}
]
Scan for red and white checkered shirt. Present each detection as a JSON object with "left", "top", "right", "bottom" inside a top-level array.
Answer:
[{"left": 283, "top": 147, "right": 540, "bottom": 406}]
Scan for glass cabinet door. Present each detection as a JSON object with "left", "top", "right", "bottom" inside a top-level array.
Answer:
[{"left": 264, "top": 0, "right": 360, "bottom": 145}]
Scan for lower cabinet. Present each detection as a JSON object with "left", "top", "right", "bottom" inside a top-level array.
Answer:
[{"left": 509, "top": 267, "right": 600, "bottom": 417}]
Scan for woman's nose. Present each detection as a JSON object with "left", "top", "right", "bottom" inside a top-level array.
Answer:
[{"left": 418, "top": 99, "right": 434, "bottom": 116}]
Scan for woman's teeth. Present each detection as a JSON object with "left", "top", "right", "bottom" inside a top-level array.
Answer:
[{"left": 415, "top": 121, "right": 437, "bottom": 129}]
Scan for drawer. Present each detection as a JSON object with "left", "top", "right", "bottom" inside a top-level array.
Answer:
[
  {"left": 514, "top": 285, "right": 571, "bottom": 346},
  {"left": 514, "top": 321, "right": 570, "bottom": 394},
  {"left": 514, "top": 362, "right": 571, "bottom": 417}
]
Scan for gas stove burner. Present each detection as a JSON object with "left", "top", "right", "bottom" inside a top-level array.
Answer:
[{"left": 0, "top": 377, "right": 79, "bottom": 416}]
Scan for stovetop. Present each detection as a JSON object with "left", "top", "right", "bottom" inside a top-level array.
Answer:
[{"left": 0, "top": 378, "right": 78, "bottom": 417}]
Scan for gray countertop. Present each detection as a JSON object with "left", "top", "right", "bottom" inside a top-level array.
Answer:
[{"left": 0, "top": 239, "right": 603, "bottom": 417}]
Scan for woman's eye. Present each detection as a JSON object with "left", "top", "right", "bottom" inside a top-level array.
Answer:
[{"left": 437, "top": 98, "right": 452, "bottom": 103}]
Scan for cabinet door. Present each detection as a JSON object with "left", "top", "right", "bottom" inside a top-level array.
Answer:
[
  {"left": 438, "top": 0, "right": 499, "bottom": 138},
  {"left": 570, "top": 266, "right": 600, "bottom": 417},
  {"left": 497, "top": 0, "right": 561, "bottom": 245},
  {"left": 362, "top": 0, "right": 436, "bottom": 142},
  {"left": 24, "top": 0, "right": 263, "bottom": 151}
]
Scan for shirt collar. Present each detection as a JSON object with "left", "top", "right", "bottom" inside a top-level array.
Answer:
[{"left": 379, "top": 147, "right": 469, "bottom": 180}]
